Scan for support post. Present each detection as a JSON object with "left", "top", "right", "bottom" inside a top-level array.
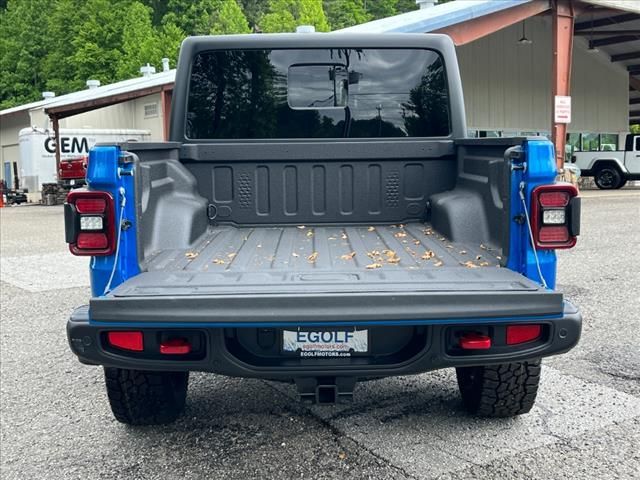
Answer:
[
  {"left": 52, "top": 116, "right": 61, "bottom": 184},
  {"left": 161, "top": 89, "right": 172, "bottom": 141},
  {"left": 551, "top": 0, "right": 575, "bottom": 176}
]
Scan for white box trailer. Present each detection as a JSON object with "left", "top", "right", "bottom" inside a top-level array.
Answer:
[{"left": 18, "top": 128, "right": 151, "bottom": 200}]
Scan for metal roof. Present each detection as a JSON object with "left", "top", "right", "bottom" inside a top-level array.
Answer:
[
  {"left": 0, "top": 69, "right": 175, "bottom": 118},
  {"left": 337, "top": 0, "right": 533, "bottom": 34},
  {"left": 339, "top": 0, "right": 640, "bottom": 123}
]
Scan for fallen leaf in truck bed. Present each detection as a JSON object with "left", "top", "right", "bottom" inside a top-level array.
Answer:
[
  {"left": 434, "top": 260, "right": 444, "bottom": 267},
  {"left": 341, "top": 252, "right": 356, "bottom": 260},
  {"left": 297, "top": 225, "right": 306, "bottom": 229},
  {"left": 366, "top": 263, "right": 382, "bottom": 269},
  {"left": 423, "top": 229, "right": 434, "bottom": 235},
  {"left": 421, "top": 251, "right": 435, "bottom": 260},
  {"left": 394, "top": 232, "right": 407, "bottom": 238},
  {"left": 213, "top": 259, "right": 226, "bottom": 265},
  {"left": 185, "top": 252, "right": 198, "bottom": 259},
  {"left": 292, "top": 253, "right": 299, "bottom": 257},
  {"left": 480, "top": 244, "right": 488, "bottom": 250},
  {"left": 462, "top": 261, "right": 478, "bottom": 268},
  {"left": 413, "top": 240, "right": 421, "bottom": 245},
  {"left": 476, "top": 255, "right": 482, "bottom": 260},
  {"left": 459, "top": 250, "right": 467, "bottom": 255},
  {"left": 307, "top": 252, "right": 319, "bottom": 263},
  {"left": 439, "top": 236, "right": 446, "bottom": 241},
  {"left": 446, "top": 245, "right": 454, "bottom": 249},
  {"left": 367, "top": 250, "right": 381, "bottom": 258},
  {"left": 227, "top": 253, "right": 237, "bottom": 259},
  {"left": 480, "top": 261, "right": 490, "bottom": 266},
  {"left": 367, "top": 226, "right": 375, "bottom": 232},
  {"left": 341, "top": 233, "right": 348, "bottom": 240},
  {"left": 328, "top": 236, "right": 337, "bottom": 240},
  {"left": 383, "top": 250, "right": 400, "bottom": 262},
  {"left": 306, "top": 230, "right": 314, "bottom": 237}
]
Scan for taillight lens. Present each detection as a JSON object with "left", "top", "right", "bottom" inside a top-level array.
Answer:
[
  {"left": 530, "top": 184, "right": 580, "bottom": 249},
  {"left": 107, "top": 331, "right": 144, "bottom": 352},
  {"left": 64, "top": 189, "right": 116, "bottom": 256},
  {"left": 506, "top": 324, "right": 542, "bottom": 345}
]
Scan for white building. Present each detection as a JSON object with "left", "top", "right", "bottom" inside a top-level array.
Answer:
[{"left": 0, "top": 67, "right": 174, "bottom": 190}]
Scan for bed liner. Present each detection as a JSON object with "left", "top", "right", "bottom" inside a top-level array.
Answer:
[{"left": 90, "top": 223, "right": 563, "bottom": 324}]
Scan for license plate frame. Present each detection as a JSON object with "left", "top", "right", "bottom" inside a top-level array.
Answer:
[{"left": 282, "top": 329, "right": 369, "bottom": 358}]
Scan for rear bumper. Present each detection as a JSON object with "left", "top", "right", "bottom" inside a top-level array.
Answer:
[{"left": 67, "top": 301, "right": 582, "bottom": 379}]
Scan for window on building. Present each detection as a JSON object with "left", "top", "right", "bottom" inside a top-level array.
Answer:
[
  {"left": 478, "top": 130, "right": 501, "bottom": 138},
  {"left": 582, "top": 133, "right": 599, "bottom": 152},
  {"left": 600, "top": 133, "right": 618, "bottom": 151},
  {"left": 144, "top": 103, "right": 159, "bottom": 118}
]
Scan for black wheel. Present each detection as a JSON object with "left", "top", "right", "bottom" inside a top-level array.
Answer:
[
  {"left": 456, "top": 359, "right": 541, "bottom": 417},
  {"left": 594, "top": 166, "right": 623, "bottom": 190},
  {"left": 104, "top": 368, "right": 189, "bottom": 425}
]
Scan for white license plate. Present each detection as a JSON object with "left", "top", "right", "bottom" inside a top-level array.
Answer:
[{"left": 283, "top": 329, "right": 368, "bottom": 357}]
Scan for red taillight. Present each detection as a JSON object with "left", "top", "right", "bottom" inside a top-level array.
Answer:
[
  {"left": 65, "top": 189, "right": 116, "bottom": 256},
  {"left": 75, "top": 198, "right": 106, "bottom": 214},
  {"left": 107, "top": 331, "right": 144, "bottom": 351},
  {"left": 77, "top": 232, "right": 108, "bottom": 249},
  {"left": 530, "top": 184, "right": 579, "bottom": 249},
  {"left": 459, "top": 333, "right": 492, "bottom": 350},
  {"left": 506, "top": 324, "right": 542, "bottom": 345},
  {"left": 538, "top": 226, "right": 569, "bottom": 243},
  {"left": 160, "top": 338, "right": 192, "bottom": 355},
  {"left": 538, "top": 191, "right": 569, "bottom": 207}
]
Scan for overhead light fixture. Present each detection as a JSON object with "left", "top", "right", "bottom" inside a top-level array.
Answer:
[{"left": 518, "top": 20, "right": 532, "bottom": 45}]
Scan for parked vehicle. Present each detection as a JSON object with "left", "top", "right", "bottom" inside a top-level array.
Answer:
[
  {"left": 58, "top": 155, "right": 87, "bottom": 188},
  {"left": 65, "top": 34, "right": 582, "bottom": 425},
  {"left": 571, "top": 133, "right": 640, "bottom": 189}
]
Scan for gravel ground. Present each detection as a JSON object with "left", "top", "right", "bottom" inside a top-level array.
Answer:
[{"left": 1, "top": 189, "right": 639, "bottom": 480}]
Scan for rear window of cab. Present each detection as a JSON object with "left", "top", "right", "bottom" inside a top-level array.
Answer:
[{"left": 186, "top": 48, "right": 451, "bottom": 140}]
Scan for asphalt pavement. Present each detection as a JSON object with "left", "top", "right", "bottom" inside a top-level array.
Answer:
[{"left": 1, "top": 189, "right": 639, "bottom": 480}]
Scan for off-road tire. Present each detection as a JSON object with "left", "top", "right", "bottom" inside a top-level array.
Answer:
[
  {"left": 456, "top": 359, "right": 541, "bottom": 417},
  {"left": 104, "top": 368, "right": 189, "bottom": 425},
  {"left": 594, "top": 166, "right": 623, "bottom": 190}
]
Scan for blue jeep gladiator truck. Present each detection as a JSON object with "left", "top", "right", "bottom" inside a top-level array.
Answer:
[{"left": 65, "top": 33, "right": 582, "bottom": 425}]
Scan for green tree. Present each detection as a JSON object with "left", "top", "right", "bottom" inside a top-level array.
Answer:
[
  {"left": 117, "top": 2, "right": 162, "bottom": 78},
  {"left": 365, "top": 0, "right": 397, "bottom": 19},
  {"left": 238, "top": 0, "right": 269, "bottom": 31},
  {"left": 261, "top": 0, "right": 330, "bottom": 33},
  {"left": 324, "top": 0, "right": 371, "bottom": 30},
  {"left": 0, "top": 0, "right": 50, "bottom": 108},
  {"left": 212, "top": 0, "right": 250, "bottom": 34},
  {"left": 162, "top": 0, "right": 249, "bottom": 35},
  {"left": 41, "top": 0, "right": 84, "bottom": 95},
  {"left": 69, "top": 0, "right": 132, "bottom": 87}
]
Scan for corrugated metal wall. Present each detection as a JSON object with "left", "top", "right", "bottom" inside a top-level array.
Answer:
[{"left": 457, "top": 16, "right": 628, "bottom": 136}]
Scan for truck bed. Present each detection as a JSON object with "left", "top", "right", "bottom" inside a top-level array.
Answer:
[{"left": 91, "top": 223, "right": 564, "bottom": 325}]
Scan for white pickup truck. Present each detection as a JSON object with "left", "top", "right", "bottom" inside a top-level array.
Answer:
[{"left": 572, "top": 134, "right": 640, "bottom": 189}]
